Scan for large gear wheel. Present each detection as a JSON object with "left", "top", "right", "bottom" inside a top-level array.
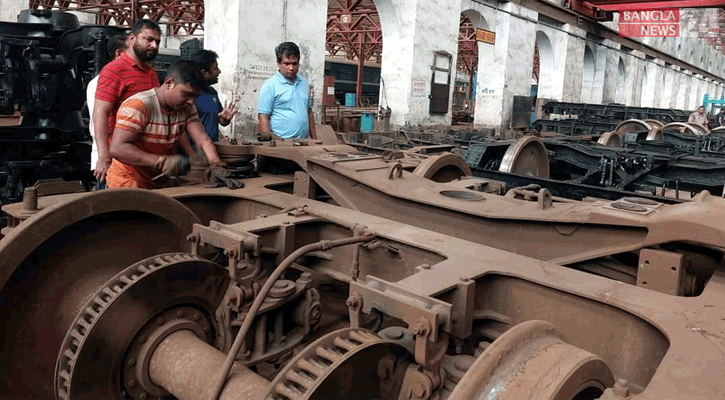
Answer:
[
  {"left": 264, "top": 327, "right": 408, "bottom": 400},
  {"left": 54, "top": 253, "right": 229, "bottom": 400}
]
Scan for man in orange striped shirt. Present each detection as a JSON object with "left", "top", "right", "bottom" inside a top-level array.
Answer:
[{"left": 107, "top": 60, "right": 238, "bottom": 189}]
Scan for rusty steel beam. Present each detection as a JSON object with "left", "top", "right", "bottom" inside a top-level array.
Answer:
[
  {"left": 29, "top": 0, "right": 204, "bottom": 35},
  {"left": 1, "top": 172, "right": 725, "bottom": 400}
]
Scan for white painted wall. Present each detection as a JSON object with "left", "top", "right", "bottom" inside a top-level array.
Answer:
[
  {"left": 0, "top": 0, "right": 24, "bottom": 23},
  {"left": 205, "top": 0, "right": 327, "bottom": 138}
]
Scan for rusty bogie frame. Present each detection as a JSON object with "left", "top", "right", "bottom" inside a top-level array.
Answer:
[{"left": 1, "top": 137, "right": 725, "bottom": 400}]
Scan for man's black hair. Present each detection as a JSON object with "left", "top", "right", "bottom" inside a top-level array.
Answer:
[
  {"left": 106, "top": 34, "right": 128, "bottom": 59},
  {"left": 190, "top": 49, "right": 219, "bottom": 72},
  {"left": 166, "top": 60, "right": 205, "bottom": 90},
  {"left": 131, "top": 19, "right": 161, "bottom": 35},
  {"left": 275, "top": 42, "right": 300, "bottom": 63}
]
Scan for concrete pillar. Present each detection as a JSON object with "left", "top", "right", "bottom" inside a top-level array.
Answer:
[
  {"left": 591, "top": 42, "right": 610, "bottom": 104},
  {"left": 625, "top": 51, "right": 645, "bottom": 106},
  {"left": 204, "top": 0, "right": 327, "bottom": 138},
  {"left": 663, "top": 66, "right": 679, "bottom": 109},
  {"left": 474, "top": 3, "right": 536, "bottom": 129},
  {"left": 677, "top": 71, "right": 691, "bottom": 110},
  {"left": 0, "top": 0, "right": 24, "bottom": 23},
  {"left": 560, "top": 25, "right": 586, "bottom": 103},
  {"left": 404, "top": 0, "right": 460, "bottom": 126}
]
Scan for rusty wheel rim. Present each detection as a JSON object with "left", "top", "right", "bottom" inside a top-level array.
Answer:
[
  {"left": 498, "top": 137, "right": 550, "bottom": 178},
  {"left": 412, "top": 152, "right": 472, "bottom": 183},
  {"left": 447, "top": 320, "right": 614, "bottom": 400},
  {"left": 597, "top": 131, "right": 623, "bottom": 147}
]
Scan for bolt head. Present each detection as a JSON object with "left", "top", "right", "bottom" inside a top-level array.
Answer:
[
  {"left": 157, "top": 318, "right": 165, "bottom": 325},
  {"left": 413, "top": 381, "right": 426, "bottom": 397},
  {"left": 127, "top": 380, "right": 137, "bottom": 388},
  {"left": 176, "top": 310, "right": 185, "bottom": 318},
  {"left": 138, "top": 336, "right": 147, "bottom": 343},
  {"left": 127, "top": 359, "right": 136, "bottom": 367},
  {"left": 139, "top": 393, "right": 148, "bottom": 400},
  {"left": 193, "top": 313, "right": 201, "bottom": 321},
  {"left": 613, "top": 379, "right": 630, "bottom": 398}
]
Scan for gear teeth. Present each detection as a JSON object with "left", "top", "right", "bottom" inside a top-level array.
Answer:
[
  {"left": 54, "top": 252, "right": 206, "bottom": 400},
  {"left": 296, "top": 358, "right": 325, "bottom": 377},
  {"left": 284, "top": 370, "right": 314, "bottom": 390},
  {"left": 332, "top": 337, "right": 356, "bottom": 351},
  {"left": 275, "top": 382, "right": 302, "bottom": 399},
  {"left": 70, "top": 329, "right": 83, "bottom": 342},
  {"left": 314, "top": 346, "right": 343, "bottom": 364},
  {"left": 265, "top": 328, "right": 386, "bottom": 400}
]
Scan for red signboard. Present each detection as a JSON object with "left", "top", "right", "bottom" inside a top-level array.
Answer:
[{"left": 619, "top": 9, "right": 680, "bottom": 37}]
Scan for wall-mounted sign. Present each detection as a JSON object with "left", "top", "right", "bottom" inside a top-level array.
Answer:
[
  {"left": 412, "top": 80, "right": 426, "bottom": 96},
  {"left": 476, "top": 28, "right": 496, "bottom": 45}
]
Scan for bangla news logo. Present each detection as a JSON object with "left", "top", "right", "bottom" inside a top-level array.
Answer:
[{"left": 619, "top": 9, "right": 679, "bottom": 37}]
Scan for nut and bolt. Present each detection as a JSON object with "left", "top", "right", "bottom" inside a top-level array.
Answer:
[
  {"left": 413, "top": 381, "right": 427, "bottom": 398},
  {"left": 412, "top": 319, "right": 429, "bottom": 337},
  {"left": 127, "top": 359, "right": 136, "bottom": 367},
  {"left": 127, "top": 380, "right": 137, "bottom": 388},
  {"left": 176, "top": 310, "right": 185, "bottom": 318},
  {"left": 613, "top": 379, "right": 631, "bottom": 399},
  {"left": 156, "top": 318, "right": 165, "bottom": 325},
  {"left": 193, "top": 313, "right": 201, "bottom": 321},
  {"left": 138, "top": 336, "right": 147, "bottom": 343},
  {"left": 139, "top": 393, "right": 148, "bottom": 400},
  {"left": 346, "top": 294, "right": 361, "bottom": 309}
]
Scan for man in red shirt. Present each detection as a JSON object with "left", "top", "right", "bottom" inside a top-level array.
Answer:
[{"left": 93, "top": 19, "right": 162, "bottom": 185}]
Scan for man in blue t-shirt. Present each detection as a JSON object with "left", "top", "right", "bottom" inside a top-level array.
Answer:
[
  {"left": 257, "top": 42, "right": 317, "bottom": 139},
  {"left": 190, "top": 49, "right": 236, "bottom": 142}
]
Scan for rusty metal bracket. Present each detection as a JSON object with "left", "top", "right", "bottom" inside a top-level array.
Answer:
[
  {"left": 388, "top": 162, "right": 404, "bottom": 179},
  {"left": 188, "top": 221, "right": 261, "bottom": 282},
  {"left": 348, "top": 276, "right": 452, "bottom": 341}
]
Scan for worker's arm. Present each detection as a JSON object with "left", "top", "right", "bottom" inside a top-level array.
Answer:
[
  {"left": 258, "top": 113, "right": 272, "bottom": 133},
  {"left": 308, "top": 109, "right": 317, "bottom": 139},
  {"left": 177, "top": 132, "right": 196, "bottom": 158},
  {"left": 92, "top": 99, "right": 114, "bottom": 180},
  {"left": 109, "top": 126, "right": 159, "bottom": 167},
  {"left": 187, "top": 120, "right": 222, "bottom": 165},
  {"left": 257, "top": 82, "right": 274, "bottom": 133}
]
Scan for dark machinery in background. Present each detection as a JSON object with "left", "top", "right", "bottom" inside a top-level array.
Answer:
[
  {"left": 532, "top": 102, "right": 690, "bottom": 136},
  {"left": 0, "top": 9, "right": 124, "bottom": 205},
  {"left": 466, "top": 119, "right": 725, "bottom": 200},
  {"left": 324, "top": 59, "right": 381, "bottom": 106}
]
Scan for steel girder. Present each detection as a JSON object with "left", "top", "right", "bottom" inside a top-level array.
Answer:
[{"left": 29, "top": 0, "right": 204, "bottom": 35}]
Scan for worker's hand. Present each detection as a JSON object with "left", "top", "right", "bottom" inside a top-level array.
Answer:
[
  {"left": 219, "top": 100, "right": 237, "bottom": 123},
  {"left": 207, "top": 161, "right": 244, "bottom": 189},
  {"left": 153, "top": 155, "right": 191, "bottom": 177},
  {"left": 94, "top": 153, "right": 111, "bottom": 181}
]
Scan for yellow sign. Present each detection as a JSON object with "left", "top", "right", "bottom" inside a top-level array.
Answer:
[{"left": 476, "top": 28, "right": 496, "bottom": 45}]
